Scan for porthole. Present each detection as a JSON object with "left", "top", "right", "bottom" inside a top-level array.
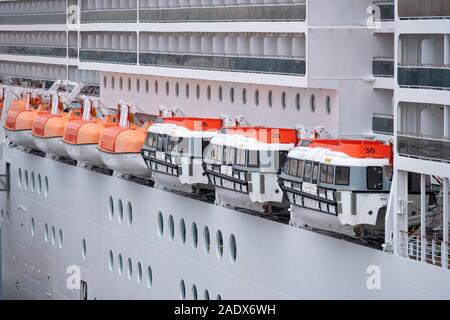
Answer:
[
  {"left": 127, "top": 202, "right": 132, "bottom": 227},
  {"left": 203, "top": 226, "right": 210, "bottom": 254},
  {"left": 192, "top": 284, "right": 198, "bottom": 300},
  {"left": 204, "top": 289, "right": 210, "bottom": 300},
  {"left": 168, "top": 215, "right": 175, "bottom": 241},
  {"left": 119, "top": 77, "right": 123, "bottom": 90},
  {"left": 37, "top": 174, "right": 42, "bottom": 194},
  {"left": 0, "top": 209, "right": 3, "bottom": 221},
  {"left": 108, "top": 250, "right": 114, "bottom": 271},
  {"left": 127, "top": 258, "right": 133, "bottom": 279},
  {"left": 128, "top": 78, "right": 131, "bottom": 91},
  {"left": 44, "top": 176, "right": 49, "bottom": 197},
  {"left": 103, "top": 76, "right": 107, "bottom": 88},
  {"left": 136, "top": 79, "right": 140, "bottom": 92},
  {"left": 192, "top": 222, "right": 198, "bottom": 249},
  {"left": 117, "top": 199, "right": 123, "bottom": 223},
  {"left": 216, "top": 230, "right": 223, "bottom": 258},
  {"left": 111, "top": 77, "right": 115, "bottom": 89},
  {"left": 295, "top": 93, "right": 301, "bottom": 111},
  {"left": 179, "top": 218, "right": 186, "bottom": 245},
  {"left": 44, "top": 223, "right": 49, "bottom": 242},
  {"left": 216, "top": 294, "right": 222, "bottom": 300},
  {"left": 157, "top": 211, "right": 164, "bottom": 238},
  {"left": 197, "top": 84, "right": 201, "bottom": 99},
  {"left": 255, "top": 89, "right": 259, "bottom": 106},
  {"left": 310, "top": 95, "right": 316, "bottom": 113},
  {"left": 185, "top": 83, "right": 189, "bottom": 98},
  {"left": 58, "top": 229, "right": 63, "bottom": 248},
  {"left": 118, "top": 254, "right": 123, "bottom": 275},
  {"left": 24, "top": 169, "right": 28, "bottom": 190},
  {"left": 230, "top": 87, "right": 234, "bottom": 103},
  {"left": 82, "top": 238, "right": 87, "bottom": 259},
  {"left": 230, "top": 234, "right": 237, "bottom": 263},
  {"left": 180, "top": 279, "right": 186, "bottom": 300},
  {"left": 18, "top": 168, "right": 22, "bottom": 188},
  {"left": 218, "top": 86, "right": 223, "bottom": 102},
  {"left": 51, "top": 226, "right": 56, "bottom": 245},
  {"left": 154, "top": 80, "right": 159, "bottom": 94},
  {"left": 326, "top": 96, "right": 331, "bottom": 114},
  {"left": 145, "top": 80, "right": 149, "bottom": 93},
  {"left": 108, "top": 196, "right": 114, "bottom": 220},
  {"left": 242, "top": 88, "right": 247, "bottom": 105},
  {"left": 137, "top": 262, "right": 142, "bottom": 284},
  {"left": 6, "top": 211, "right": 9, "bottom": 224},
  {"left": 175, "top": 82, "right": 179, "bottom": 97},
  {"left": 147, "top": 266, "right": 153, "bottom": 288},
  {"left": 268, "top": 91, "right": 273, "bottom": 107},
  {"left": 30, "top": 217, "right": 35, "bottom": 236},
  {"left": 165, "top": 81, "right": 169, "bottom": 96},
  {"left": 281, "top": 92, "right": 286, "bottom": 109},
  {"left": 31, "top": 171, "right": 35, "bottom": 192}
]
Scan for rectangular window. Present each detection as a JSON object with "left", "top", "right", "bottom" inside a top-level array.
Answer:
[
  {"left": 297, "top": 160, "right": 304, "bottom": 179},
  {"left": 289, "top": 159, "right": 298, "bottom": 176},
  {"left": 319, "top": 164, "right": 328, "bottom": 183},
  {"left": 202, "top": 139, "right": 209, "bottom": 153},
  {"left": 156, "top": 134, "right": 165, "bottom": 151},
  {"left": 326, "top": 165, "right": 334, "bottom": 184},
  {"left": 227, "top": 147, "right": 235, "bottom": 165},
  {"left": 236, "top": 149, "right": 246, "bottom": 166},
  {"left": 278, "top": 151, "right": 288, "bottom": 172},
  {"left": 303, "top": 161, "right": 312, "bottom": 183},
  {"left": 282, "top": 158, "right": 290, "bottom": 174},
  {"left": 367, "top": 166, "right": 383, "bottom": 190},
  {"left": 312, "top": 162, "right": 319, "bottom": 184},
  {"left": 248, "top": 150, "right": 259, "bottom": 167},
  {"left": 335, "top": 166, "right": 350, "bottom": 186}
]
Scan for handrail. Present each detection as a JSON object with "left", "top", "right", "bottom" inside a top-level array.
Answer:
[{"left": 398, "top": 63, "right": 450, "bottom": 69}]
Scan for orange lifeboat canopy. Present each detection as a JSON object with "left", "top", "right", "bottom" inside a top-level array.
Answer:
[
  {"left": 221, "top": 126, "right": 298, "bottom": 145},
  {"left": 308, "top": 139, "right": 392, "bottom": 160}
]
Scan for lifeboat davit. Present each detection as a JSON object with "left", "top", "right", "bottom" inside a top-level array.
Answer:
[
  {"left": 98, "top": 103, "right": 152, "bottom": 177},
  {"left": 4, "top": 93, "right": 51, "bottom": 149},
  {"left": 278, "top": 139, "right": 393, "bottom": 237},
  {"left": 63, "top": 98, "right": 118, "bottom": 166},
  {"left": 142, "top": 114, "right": 232, "bottom": 192},
  {"left": 203, "top": 126, "right": 298, "bottom": 213},
  {"left": 32, "top": 96, "right": 82, "bottom": 157}
]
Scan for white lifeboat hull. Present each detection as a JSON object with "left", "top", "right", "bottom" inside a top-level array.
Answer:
[
  {"left": 5, "top": 129, "right": 36, "bottom": 149},
  {"left": 65, "top": 143, "right": 104, "bottom": 166},
  {"left": 34, "top": 136, "right": 69, "bottom": 157},
  {"left": 99, "top": 151, "right": 151, "bottom": 177}
]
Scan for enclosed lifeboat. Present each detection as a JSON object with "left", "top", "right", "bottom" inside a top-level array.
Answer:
[
  {"left": 4, "top": 93, "right": 51, "bottom": 149},
  {"left": 278, "top": 139, "right": 393, "bottom": 237},
  {"left": 32, "top": 95, "right": 82, "bottom": 157},
  {"left": 203, "top": 126, "right": 297, "bottom": 213},
  {"left": 142, "top": 115, "right": 233, "bottom": 192},
  {"left": 63, "top": 98, "right": 118, "bottom": 167},
  {"left": 0, "top": 88, "right": 4, "bottom": 119},
  {"left": 98, "top": 103, "right": 152, "bottom": 177}
]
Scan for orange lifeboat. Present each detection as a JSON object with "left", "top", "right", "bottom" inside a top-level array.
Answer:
[
  {"left": 98, "top": 103, "right": 152, "bottom": 177},
  {"left": 4, "top": 93, "right": 51, "bottom": 149},
  {"left": 32, "top": 96, "right": 82, "bottom": 157},
  {"left": 0, "top": 88, "right": 4, "bottom": 119},
  {"left": 63, "top": 99, "right": 119, "bottom": 166}
]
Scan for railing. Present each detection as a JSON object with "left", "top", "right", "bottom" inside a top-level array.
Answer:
[
  {"left": 372, "top": 113, "right": 393, "bottom": 135},
  {"left": 397, "top": 133, "right": 450, "bottom": 162},
  {"left": 80, "top": 2, "right": 306, "bottom": 23},
  {"left": 79, "top": 50, "right": 138, "bottom": 65},
  {"left": 373, "top": 1, "right": 395, "bottom": 21},
  {"left": 0, "top": 45, "right": 67, "bottom": 58},
  {"left": 400, "top": 231, "right": 449, "bottom": 268},
  {"left": 373, "top": 57, "right": 394, "bottom": 77},
  {"left": 398, "top": 0, "right": 450, "bottom": 19},
  {"left": 398, "top": 65, "right": 450, "bottom": 90}
]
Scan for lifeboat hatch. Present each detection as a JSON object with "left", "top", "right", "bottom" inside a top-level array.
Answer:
[{"left": 0, "top": 161, "right": 10, "bottom": 192}]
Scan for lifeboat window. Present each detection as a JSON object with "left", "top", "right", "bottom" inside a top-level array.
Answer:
[
  {"left": 235, "top": 148, "right": 246, "bottom": 166},
  {"left": 166, "top": 136, "right": 178, "bottom": 152},
  {"left": 202, "top": 139, "right": 210, "bottom": 153},
  {"left": 367, "top": 166, "right": 383, "bottom": 190},
  {"left": 223, "top": 146, "right": 235, "bottom": 165},
  {"left": 247, "top": 150, "right": 259, "bottom": 167},
  {"left": 327, "top": 165, "right": 335, "bottom": 184},
  {"left": 320, "top": 164, "right": 335, "bottom": 184},
  {"left": 303, "top": 161, "right": 312, "bottom": 182},
  {"left": 177, "top": 137, "right": 190, "bottom": 155},
  {"left": 297, "top": 160, "right": 305, "bottom": 179},
  {"left": 312, "top": 162, "right": 319, "bottom": 184},
  {"left": 278, "top": 151, "right": 288, "bottom": 172},
  {"left": 335, "top": 166, "right": 350, "bottom": 186},
  {"left": 288, "top": 159, "right": 298, "bottom": 176},
  {"left": 157, "top": 134, "right": 167, "bottom": 151}
]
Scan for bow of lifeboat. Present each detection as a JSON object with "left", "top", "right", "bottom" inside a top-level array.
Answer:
[
  {"left": 141, "top": 117, "right": 224, "bottom": 192},
  {"left": 4, "top": 95, "right": 50, "bottom": 149},
  {"left": 203, "top": 126, "right": 297, "bottom": 213},
  {"left": 32, "top": 103, "right": 82, "bottom": 157},
  {"left": 278, "top": 139, "right": 393, "bottom": 237}
]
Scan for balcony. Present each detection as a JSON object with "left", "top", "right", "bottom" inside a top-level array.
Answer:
[
  {"left": 373, "top": 57, "right": 394, "bottom": 77},
  {"left": 398, "top": 65, "right": 450, "bottom": 90},
  {"left": 397, "top": 133, "right": 450, "bottom": 162},
  {"left": 398, "top": 0, "right": 450, "bottom": 19},
  {"left": 374, "top": 1, "right": 394, "bottom": 21},
  {"left": 372, "top": 113, "right": 393, "bottom": 135},
  {"left": 0, "top": 0, "right": 66, "bottom": 25},
  {"left": 79, "top": 50, "right": 138, "bottom": 65},
  {"left": 0, "top": 45, "right": 67, "bottom": 58}
]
